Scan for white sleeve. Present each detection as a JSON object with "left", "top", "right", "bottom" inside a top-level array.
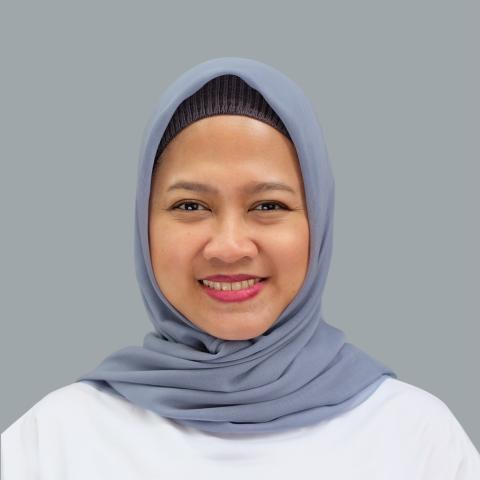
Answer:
[
  {"left": 448, "top": 412, "right": 480, "bottom": 480},
  {"left": 424, "top": 400, "right": 480, "bottom": 480},
  {"left": 1, "top": 406, "right": 41, "bottom": 480}
]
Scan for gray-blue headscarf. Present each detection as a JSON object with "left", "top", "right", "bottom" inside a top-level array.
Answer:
[{"left": 77, "top": 56, "right": 397, "bottom": 434}]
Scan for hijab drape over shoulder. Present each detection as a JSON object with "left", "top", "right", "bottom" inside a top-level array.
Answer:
[{"left": 77, "top": 57, "right": 397, "bottom": 434}]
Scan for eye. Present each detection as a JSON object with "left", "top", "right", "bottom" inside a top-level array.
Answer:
[
  {"left": 172, "top": 201, "right": 207, "bottom": 211},
  {"left": 252, "top": 202, "right": 288, "bottom": 212}
]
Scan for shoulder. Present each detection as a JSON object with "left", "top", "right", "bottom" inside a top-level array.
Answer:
[
  {"left": 32, "top": 381, "right": 118, "bottom": 417},
  {"left": 372, "top": 376, "right": 453, "bottom": 413},
  {"left": 363, "top": 375, "right": 467, "bottom": 419},
  {"left": 341, "top": 377, "right": 480, "bottom": 478},
  {"left": 1, "top": 381, "right": 125, "bottom": 439},
  {"left": 349, "top": 376, "right": 476, "bottom": 448},
  {"left": 371, "top": 377, "right": 480, "bottom": 469},
  {"left": 1, "top": 383, "right": 99, "bottom": 478},
  {"left": 369, "top": 376, "right": 468, "bottom": 431}
]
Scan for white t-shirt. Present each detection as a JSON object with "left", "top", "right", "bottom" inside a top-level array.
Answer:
[{"left": 2, "top": 377, "right": 479, "bottom": 479}]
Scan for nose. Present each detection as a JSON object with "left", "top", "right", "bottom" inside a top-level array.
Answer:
[{"left": 202, "top": 215, "right": 258, "bottom": 264}]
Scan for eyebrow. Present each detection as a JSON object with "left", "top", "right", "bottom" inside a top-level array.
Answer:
[{"left": 166, "top": 180, "right": 297, "bottom": 195}]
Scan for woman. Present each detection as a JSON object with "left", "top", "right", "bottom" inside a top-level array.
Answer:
[{"left": 2, "top": 57, "right": 479, "bottom": 479}]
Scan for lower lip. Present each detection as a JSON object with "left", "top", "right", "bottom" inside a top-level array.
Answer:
[{"left": 199, "top": 279, "right": 267, "bottom": 303}]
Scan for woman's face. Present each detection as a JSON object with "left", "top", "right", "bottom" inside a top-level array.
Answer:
[{"left": 148, "top": 115, "right": 309, "bottom": 340}]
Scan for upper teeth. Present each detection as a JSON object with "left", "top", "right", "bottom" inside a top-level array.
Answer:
[{"left": 201, "top": 278, "right": 262, "bottom": 291}]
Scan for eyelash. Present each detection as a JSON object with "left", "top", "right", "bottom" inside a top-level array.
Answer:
[{"left": 171, "top": 201, "right": 289, "bottom": 212}]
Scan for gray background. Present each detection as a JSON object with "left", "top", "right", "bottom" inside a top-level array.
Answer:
[{"left": 1, "top": 0, "right": 478, "bottom": 448}]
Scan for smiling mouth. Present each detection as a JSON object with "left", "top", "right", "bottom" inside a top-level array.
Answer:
[
  {"left": 197, "top": 277, "right": 268, "bottom": 303},
  {"left": 197, "top": 278, "right": 267, "bottom": 290}
]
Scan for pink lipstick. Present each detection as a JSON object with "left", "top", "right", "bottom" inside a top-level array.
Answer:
[{"left": 199, "top": 278, "right": 267, "bottom": 303}]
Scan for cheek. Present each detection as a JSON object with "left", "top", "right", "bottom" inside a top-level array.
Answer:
[
  {"left": 266, "top": 220, "right": 310, "bottom": 276},
  {"left": 149, "top": 222, "right": 196, "bottom": 274}
]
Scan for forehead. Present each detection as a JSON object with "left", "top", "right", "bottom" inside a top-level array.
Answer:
[{"left": 153, "top": 115, "right": 303, "bottom": 188}]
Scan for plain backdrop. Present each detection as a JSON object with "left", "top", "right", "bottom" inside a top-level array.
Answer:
[{"left": 1, "top": 0, "right": 478, "bottom": 448}]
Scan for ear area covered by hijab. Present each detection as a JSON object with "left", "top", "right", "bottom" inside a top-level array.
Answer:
[{"left": 76, "top": 57, "right": 397, "bottom": 434}]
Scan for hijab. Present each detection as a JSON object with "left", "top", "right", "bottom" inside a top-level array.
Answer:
[{"left": 76, "top": 56, "right": 397, "bottom": 434}]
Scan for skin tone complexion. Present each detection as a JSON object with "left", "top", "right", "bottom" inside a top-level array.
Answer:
[{"left": 148, "top": 115, "right": 310, "bottom": 341}]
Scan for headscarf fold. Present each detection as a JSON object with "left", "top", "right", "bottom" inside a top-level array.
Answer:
[{"left": 77, "top": 56, "right": 397, "bottom": 434}]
